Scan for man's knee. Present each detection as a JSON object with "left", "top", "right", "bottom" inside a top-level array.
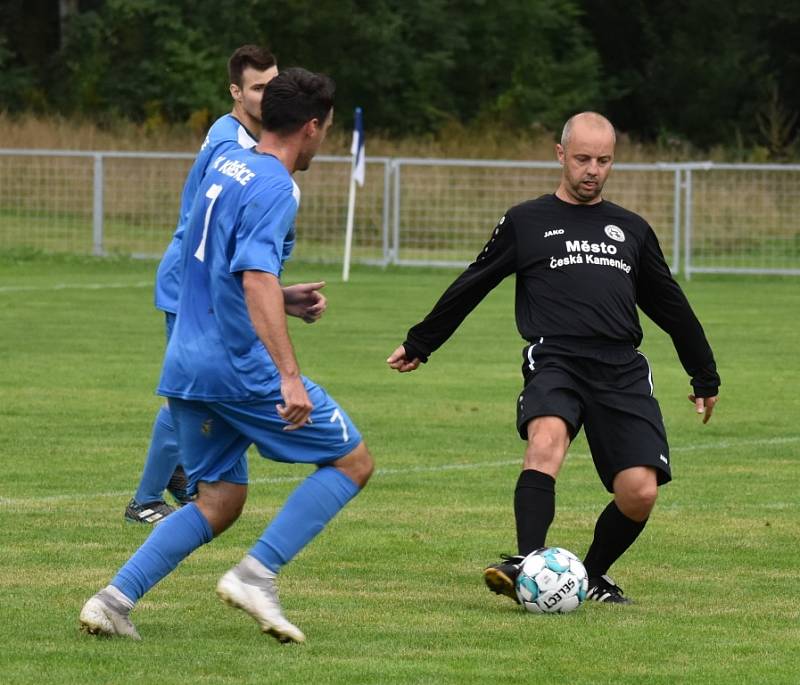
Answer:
[
  {"left": 333, "top": 442, "right": 374, "bottom": 488},
  {"left": 523, "top": 416, "right": 570, "bottom": 475},
  {"left": 613, "top": 467, "right": 658, "bottom": 521},
  {"left": 195, "top": 481, "right": 248, "bottom": 536}
]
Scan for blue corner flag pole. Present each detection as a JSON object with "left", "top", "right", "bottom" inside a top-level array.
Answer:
[{"left": 343, "top": 107, "right": 364, "bottom": 282}]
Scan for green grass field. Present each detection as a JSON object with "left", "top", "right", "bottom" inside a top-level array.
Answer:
[{"left": 1, "top": 254, "right": 798, "bottom": 685}]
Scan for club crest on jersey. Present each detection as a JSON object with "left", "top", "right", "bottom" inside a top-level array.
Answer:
[
  {"left": 604, "top": 224, "right": 625, "bottom": 242},
  {"left": 544, "top": 228, "right": 564, "bottom": 238}
]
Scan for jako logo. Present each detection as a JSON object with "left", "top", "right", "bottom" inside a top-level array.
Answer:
[
  {"left": 544, "top": 228, "right": 564, "bottom": 237},
  {"left": 604, "top": 224, "right": 625, "bottom": 242}
]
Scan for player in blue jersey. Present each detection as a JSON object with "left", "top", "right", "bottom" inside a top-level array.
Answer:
[
  {"left": 81, "top": 68, "right": 374, "bottom": 644},
  {"left": 125, "top": 45, "right": 279, "bottom": 524}
]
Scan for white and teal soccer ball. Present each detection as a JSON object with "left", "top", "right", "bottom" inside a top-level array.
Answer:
[{"left": 515, "top": 547, "right": 588, "bottom": 614}]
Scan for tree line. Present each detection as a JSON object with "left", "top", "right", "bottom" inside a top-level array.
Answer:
[{"left": 1, "top": 0, "right": 798, "bottom": 157}]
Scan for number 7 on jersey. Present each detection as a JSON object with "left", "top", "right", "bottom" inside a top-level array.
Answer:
[{"left": 194, "top": 183, "right": 223, "bottom": 262}]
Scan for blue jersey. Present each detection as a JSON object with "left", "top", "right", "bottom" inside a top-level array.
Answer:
[
  {"left": 158, "top": 148, "right": 299, "bottom": 401},
  {"left": 154, "top": 114, "right": 258, "bottom": 314}
]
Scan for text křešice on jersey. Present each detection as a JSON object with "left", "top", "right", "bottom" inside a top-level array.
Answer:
[
  {"left": 158, "top": 148, "right": 299, "bottom": 401},
  {"left": 154, "top": 114, "right": 258, "bottom": 314}
]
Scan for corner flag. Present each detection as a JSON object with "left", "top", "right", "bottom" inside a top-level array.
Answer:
[
  {"left": 343, "top": 107, "right": 364, "bottom": 281},
  {"left": 350, "top": 106, "right": 365, "bottom": 187}
]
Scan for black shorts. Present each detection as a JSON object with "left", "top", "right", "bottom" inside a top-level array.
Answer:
[{"left": 516, "top": 342, "right": 671, "bottom": 492}]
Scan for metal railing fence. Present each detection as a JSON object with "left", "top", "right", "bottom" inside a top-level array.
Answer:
[
  {"left": 1, "top": 149, "right": 798, "bottom": 277},
  {"left": 390, "top": 159, "right": 683, "bottom": 272}
]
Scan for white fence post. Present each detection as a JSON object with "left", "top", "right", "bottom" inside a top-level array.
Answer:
[
  {"left": 672, "top": 167, "right": 682, "bottom": 275},
  {"left": 92, "top": 153, "right": 104, "bottom": 256},
  {"left": 683, "top": 168, "right": 693, "bottom": 280},
  {"left": 382, "top": 159, "right": 392, "bottom": 265},
  {"left": 391, "top": 160, "right": 401, "bottom": 265}
]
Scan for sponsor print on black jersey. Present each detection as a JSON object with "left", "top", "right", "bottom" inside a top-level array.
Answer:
[{"left": 553, "top": 237, "right": 632, "bottom": 273}]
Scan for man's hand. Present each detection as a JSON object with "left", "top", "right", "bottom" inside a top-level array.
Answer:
[
  {"left": 277, "top": 375, "right": 313, "bottom": 430},
  {"left": 688, "top": 394, "right": 718, "bottom": 424},
  {"left": 387, "top": 345, "right": 421, "bottom": 373},
  {"left": 283, "top": 281, "right": 327, "bottom": 323}
]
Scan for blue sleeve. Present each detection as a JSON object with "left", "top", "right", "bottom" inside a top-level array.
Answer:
[{"left": 230, "top": 188, "right": 298, "bottom": 276}]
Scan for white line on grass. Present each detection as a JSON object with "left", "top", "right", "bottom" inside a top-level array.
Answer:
[
  {"left": 0, "top": 435, "right": 797, "bottom": 508},
  {"left": 0, "top": 280, "right": 152, "bottom": 294}
]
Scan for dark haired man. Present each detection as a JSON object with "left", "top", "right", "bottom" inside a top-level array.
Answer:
[
  {"left": 81, "top": 68, "right": 373, "bottom": 644},
  {"left": 125, "top": 45, "right": 291, "bottom": 524},
  {"left": 388, "top": 111, "right": 719, "bottom": 605}
]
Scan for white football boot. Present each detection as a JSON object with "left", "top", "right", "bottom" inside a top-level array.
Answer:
[
  {"left": 79, "top": 587, "right": 141, "bottom": 640},
  {"left": 216, "top": 556, "right": 305, "bottom": 644}
]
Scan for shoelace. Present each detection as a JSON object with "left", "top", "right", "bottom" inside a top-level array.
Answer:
[{"left": 499, "top": 553, "right": 525, "bottom": 564}]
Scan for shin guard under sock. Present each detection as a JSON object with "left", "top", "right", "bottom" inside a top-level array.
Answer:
[
  {"left": 514, "top": 469, "right": 556, "bottom": 556},
  {"left": 582, "top": 500, "right": 647, "bottom": 577}
]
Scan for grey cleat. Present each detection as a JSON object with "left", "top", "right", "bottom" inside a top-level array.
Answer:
[
  {"left": 216, "top": 560, "right": 305, "bottom": 644},
  {"left": 79, "top": 589, "right": 141, "bottom": 640}
]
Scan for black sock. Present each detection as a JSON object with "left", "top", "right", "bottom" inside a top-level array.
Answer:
[
  {"left": 582, "top": 501, "right": 647, "bottom": 578},
  {"left": 514, "top": 469, "right": 556, "bottom": 556}
]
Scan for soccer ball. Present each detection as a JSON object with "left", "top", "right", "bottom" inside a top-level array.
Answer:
[{"left": 515, "top": 547, "right": 588, "bottom": 614}]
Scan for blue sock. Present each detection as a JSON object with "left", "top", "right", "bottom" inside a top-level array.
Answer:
[
  {"left": 111, "top": 502, "right": 213, "bottom": 603},
  {"left": 250, "top": 467, "right": 360, "bottom": 573},
  {"left": 134, "top": 406, "right": 180, "bottom": 504}
]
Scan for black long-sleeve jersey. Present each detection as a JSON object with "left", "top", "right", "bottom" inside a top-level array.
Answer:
[{"left": 403, "top": 193, "right": 720, "bottom": 397}]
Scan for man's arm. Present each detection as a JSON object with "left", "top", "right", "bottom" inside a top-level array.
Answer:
[
  {"left": 243, "top": 270, "right": 312, "bottom": 429},
  {"left": 388, "top": 215, "right": 517, "bottom": 371},
  {"left": 636, "top": 228, "right": 720, "bottom": 422}
]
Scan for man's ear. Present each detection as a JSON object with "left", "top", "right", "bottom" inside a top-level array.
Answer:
[{"left": 229, "top": 83, "right": 241, "bottom": 102}]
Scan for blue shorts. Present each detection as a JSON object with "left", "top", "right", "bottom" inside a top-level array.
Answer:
[{"left": 167, "top": 378, "right": 362, "bottom": 494}]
